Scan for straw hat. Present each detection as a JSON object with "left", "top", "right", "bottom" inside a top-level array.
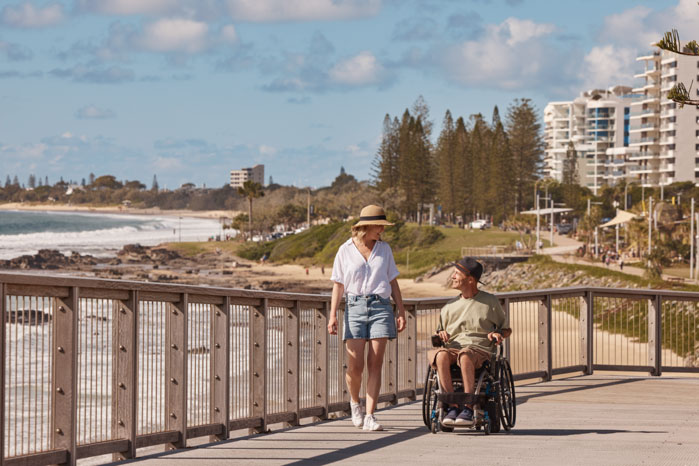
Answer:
[{"left": 353, "top": 205, "right": 394, "bottom": 227}]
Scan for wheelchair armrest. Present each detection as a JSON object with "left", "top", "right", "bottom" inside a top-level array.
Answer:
[{"left": 430, "top": 334, "right": 444, "bottom": 347}]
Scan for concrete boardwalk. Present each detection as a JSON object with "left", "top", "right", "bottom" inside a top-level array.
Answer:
[{"left": 120, "top": 375, "right": 699, "bottom": 466}]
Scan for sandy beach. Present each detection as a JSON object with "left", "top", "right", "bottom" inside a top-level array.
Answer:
[{"left": 0, "top": 202, "right": 242, "bottom": 220}]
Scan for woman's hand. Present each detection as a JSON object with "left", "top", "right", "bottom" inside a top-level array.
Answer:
[
  {"left": 327, "top": 315, "right": 338, "bottom": 335},
  {"left": 396, "top": 314, "right": 406, "bottom": 332}
]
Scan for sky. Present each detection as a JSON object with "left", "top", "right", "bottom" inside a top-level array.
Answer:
[{"left": 1, "top": 0, "right": 698, "bottom": 190}]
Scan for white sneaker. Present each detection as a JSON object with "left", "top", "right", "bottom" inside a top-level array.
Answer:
[
  {"left": 350, "top": 401, "right": 364, "bottom": 428},
  {"left": 362, "top": 414, "right": 383, "bottom": 431}
]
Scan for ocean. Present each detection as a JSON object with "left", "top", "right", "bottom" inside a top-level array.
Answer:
[{"left": 0, "top": 210, "right": 223, "bottom": 260}]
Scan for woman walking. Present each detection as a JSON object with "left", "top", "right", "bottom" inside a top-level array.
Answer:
[{"left": 327, "top": 205, "right": 406, "bottom": 431}]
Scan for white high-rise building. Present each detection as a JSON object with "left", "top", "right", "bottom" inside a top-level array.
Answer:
[
  {"left": 544, "top": 87, "right": 634, "bottom": 194},
  {"left": 230, "top": 164, "right": 265, "bottom": 188},
  {"left": 630, "top": 49, "right": 699, "bottom": 186},
  {"left": 545, "top": 46, "right": 699, "bottom": 190}
]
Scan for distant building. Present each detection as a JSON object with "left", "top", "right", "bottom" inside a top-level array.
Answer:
[
  {"left": 230, "top": 164, "right": 264, "bottom": 188},
  {"left": 544, "top": 45, "right": 699, "bottom": 191},
  {"left": 544, "top": 86, "right": 635, "bottom": 194}
]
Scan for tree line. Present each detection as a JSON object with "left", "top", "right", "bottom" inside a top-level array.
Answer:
[{"left": 372, "top": 96, "right": 544, "bottom": 225}]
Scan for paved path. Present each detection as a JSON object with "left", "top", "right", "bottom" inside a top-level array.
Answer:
[{"left": 117, "top": 374, "right": 699, "bottom": 466}]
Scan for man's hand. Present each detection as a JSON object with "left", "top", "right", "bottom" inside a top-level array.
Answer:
[
  {"left": 438, "top": 330, "right": 450, "bottom": 343},
  {"left": 488, "top": 331, "right": 503, "bottom": 345}
]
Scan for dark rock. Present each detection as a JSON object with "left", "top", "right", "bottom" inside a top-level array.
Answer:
[{"left": 6, "top": 310, "right": 52, "bottom": 325}]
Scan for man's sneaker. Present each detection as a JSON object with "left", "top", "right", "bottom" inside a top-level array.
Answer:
[
  {"left": 454, "top": 407, "right": 474, "bottom": 426},
  {"left": 362, "top": 414, "right": 383, "bottom": 431},
  {"left": 350, "top": 401, "right": 364, "bottom": 428},
  {"left": 441, "top": 407, "right": 459, "bottom": 426}
]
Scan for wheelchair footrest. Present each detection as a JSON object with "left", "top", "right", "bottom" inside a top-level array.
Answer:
[{"left": 437, "top": 392, "right": 486, "bottom": 405}]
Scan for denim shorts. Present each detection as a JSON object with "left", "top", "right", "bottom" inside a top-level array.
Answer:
[{"left": 343, "top": 294, "right": 397, "bottom": 340}]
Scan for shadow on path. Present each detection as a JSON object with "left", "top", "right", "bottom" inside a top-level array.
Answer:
[{"left": 515, "top": 377, "right": 640, "bottom": 405}]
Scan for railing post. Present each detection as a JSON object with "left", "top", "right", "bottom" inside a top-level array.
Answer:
[
  {"left": 285, "top": 301, "right": 300, "bottom": 427},
  {"left": 387, "top": 317, "right": 397, "bottom": 405},
  {"left": 579, "top": 291, "right": 594, "bottom": 375},
  {"left": 339, "top": 299, "right": 349, "bottom": 408},
  {"left": 406, "top": 304, "right": 417, "bottom": 401},
  {"left": 52, "top": 286, "right": 78, "bottom": 466},
  {"left": 501, "top": 298, "right": 511, "bottom": 362},
  {"left": 314, "top": 303, "right": 328, "bottom": 421},
  {"left": 112, "top": 290, "right": 139, "bottom": 460},
  {"left": 0, "top": 283, "right": 5, "bottom": 465},
  {"left": 211, "top": 296, "right": 230, "bottom": 440},
  {"left": 250, "top": 298, "right": 267, "bottom": 434},
  {"left": 538, "top": 295, "right": 552, "bottom": 381},
  {"left": 165, "top": 293, "right": 188, "bottom": 449},
  {"left": 648, "top": 294, "right": 662, "bottom": 376}
]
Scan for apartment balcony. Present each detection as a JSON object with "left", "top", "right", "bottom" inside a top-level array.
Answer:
[
  {"left": 659, "top": 165, "right": 675, "bottom": 173},
  {"left": 629, "top": 123, "right": 659, "bottom": 132},
  {"left": 659, "top": 136, "right": 675, "bottom": 145},
  {"left": 628, "top": 152, "right": 659, "bottom": 161},
  {"left": 629, "top": 166, "right": 655, "bottom": 174}
]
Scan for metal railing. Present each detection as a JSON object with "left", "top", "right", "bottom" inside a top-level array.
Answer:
[{"left": 1, "top": 273, "right": 698, "bottom": 465}]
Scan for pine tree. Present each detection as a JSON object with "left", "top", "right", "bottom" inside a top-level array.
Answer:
[
  {"left": 28, "top": 174, "right": 36, "bottom": 189},
  {"left": 4, "top": 176, "right": 10, "bottom": 188},
  {"left": 506, "top": 98, "right": 544, "bottom": 213},
  {"left": 89, "top": 173, "right": 95, "bottom": 185},
  {"left": 44, "top": 176, "right": 48, "bottom": 186},
  {"left": 435, "top": 110, "right": 459, "bottom": 222},
  {"left": 454, "top": 117, "right": 471, "bottom": 222},
  {"left": 468, "top": 114, "right": 491, "bottom": 219},
  {"left": 371, "top": 114, "right": 400, "bottom": 191},
  {"left": 488, "top": 106, "right": 515, "bottom": 223},
  {"left": 152, "top": 175, "right": 159, "bottom": 192},
  {"left": 12, "top": 175, "right": 19, "bottom": 186},
  {"left": 562, "top": 141, "right": 579, "bottom": 208}
]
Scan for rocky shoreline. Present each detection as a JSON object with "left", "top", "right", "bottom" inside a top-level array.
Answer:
[{"left": 0, "top": 245, "right": 330, "bottom": 294}]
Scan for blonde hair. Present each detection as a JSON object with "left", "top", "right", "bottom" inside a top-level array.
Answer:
[
  {"left": 351, "top": 224, "right": 382, "bottom": 242},
  {"left": 351, "top": 224, "right": 368, "bottom": 241}
]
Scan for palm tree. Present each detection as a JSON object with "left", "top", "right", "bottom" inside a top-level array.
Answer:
[{"left": 237, "top": 180, "right": 264, "bottom": 240}]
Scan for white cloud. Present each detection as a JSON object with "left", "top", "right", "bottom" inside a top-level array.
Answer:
[
  {"left": 582, "top": 45, "right": 637, "bottom": 89},
  {"left": 225, "top": 0, "right": 381, "bottom": 22},
  {"left": 221, "top": 24, "right": 238, "bottom": 44},
  {"left": 259, "top": 144, "right": 277, "bottom": 155},
  {"left": 440, "top": 17, "right": 561, "bottom": 90},
  {"left": 502, "top": 18, "right": 555, "bottom": 46},
  {"left": 1, "top": 2, "right": 64, "bottom": 28},
  {"left": 76, "top": 0, "right": 179, "bottom": 15},
  {"left": 329, "top": 51, "right": 385, "bottom": 86},
  {"left": 75, "top": 105, "right": 116, "bottom": 119},
  {"left": 137, "top": 18, "right": 209, "bottom": 53}
]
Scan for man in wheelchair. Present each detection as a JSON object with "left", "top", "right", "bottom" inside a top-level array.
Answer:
[{"left": 427, "top": 257, "right": 511, "bottom": 427}]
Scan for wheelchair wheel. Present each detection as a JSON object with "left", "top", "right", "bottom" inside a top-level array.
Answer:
[
  {"left": 422, "top": 366, "right": 436, "bottom": 428},
  {"left": 497, "top": 358, "right": 516, "bottom": 430}
]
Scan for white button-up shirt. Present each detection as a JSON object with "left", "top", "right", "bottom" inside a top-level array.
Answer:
[{"left": 331, "top": 238, "right": 399, "bottom": 298}]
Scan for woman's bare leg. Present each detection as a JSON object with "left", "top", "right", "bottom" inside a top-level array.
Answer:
[
  {"left": 365, "top": 338, "right": 388, "bottom": 414},
  {"left": 345, "top": 339, "right": 366, "bottom": 403}
]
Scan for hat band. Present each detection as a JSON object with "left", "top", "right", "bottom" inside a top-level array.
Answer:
[
  {"left": 454, "top": 263, "right": 470, "bottom": 275},
  {"left": 359, "top": 215, "right": 387, "bottom": 221}
]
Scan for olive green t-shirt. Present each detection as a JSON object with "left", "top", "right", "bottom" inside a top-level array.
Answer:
[{"left": 436, "top": 291, "right": 508, "bottom": 355}]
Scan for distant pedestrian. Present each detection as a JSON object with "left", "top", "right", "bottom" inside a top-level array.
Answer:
[
  {"left": 328, "top": 205, "right": 406, "bottom": 432},
  {"left": 619, "top": 259, "right": 624, "bottom": 271},
  {"left": 321, "top": 265, "right": 325, "bottom": 275}
]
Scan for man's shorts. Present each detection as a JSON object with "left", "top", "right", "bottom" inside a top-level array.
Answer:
[
  {"left": 426, "top": 346, "right": 491, "bottom": 370},
  {"left": 343, "top": 294, "right": 397, "bottom": 340}
]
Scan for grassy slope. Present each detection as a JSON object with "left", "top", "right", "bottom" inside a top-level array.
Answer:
[{"left": 214, "top": 222, "right": 541, "bottom": 278}]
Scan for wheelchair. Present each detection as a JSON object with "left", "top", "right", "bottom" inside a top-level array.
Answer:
[{"left": 421, "top": 340, "right": 516, "bottom": 435}]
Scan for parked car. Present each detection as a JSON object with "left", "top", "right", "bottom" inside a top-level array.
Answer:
[{"left": 468, "top": 219, "right": 491, "bottom": 230}]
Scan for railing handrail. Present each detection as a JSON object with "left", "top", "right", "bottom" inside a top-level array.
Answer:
[{"left": 1, "top": 271, "right": 698, "bottom": 466}]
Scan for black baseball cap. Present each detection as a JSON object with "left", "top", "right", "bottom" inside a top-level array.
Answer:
[{"left": 453, "top": 257, "right": 484, "bottom": 283}]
